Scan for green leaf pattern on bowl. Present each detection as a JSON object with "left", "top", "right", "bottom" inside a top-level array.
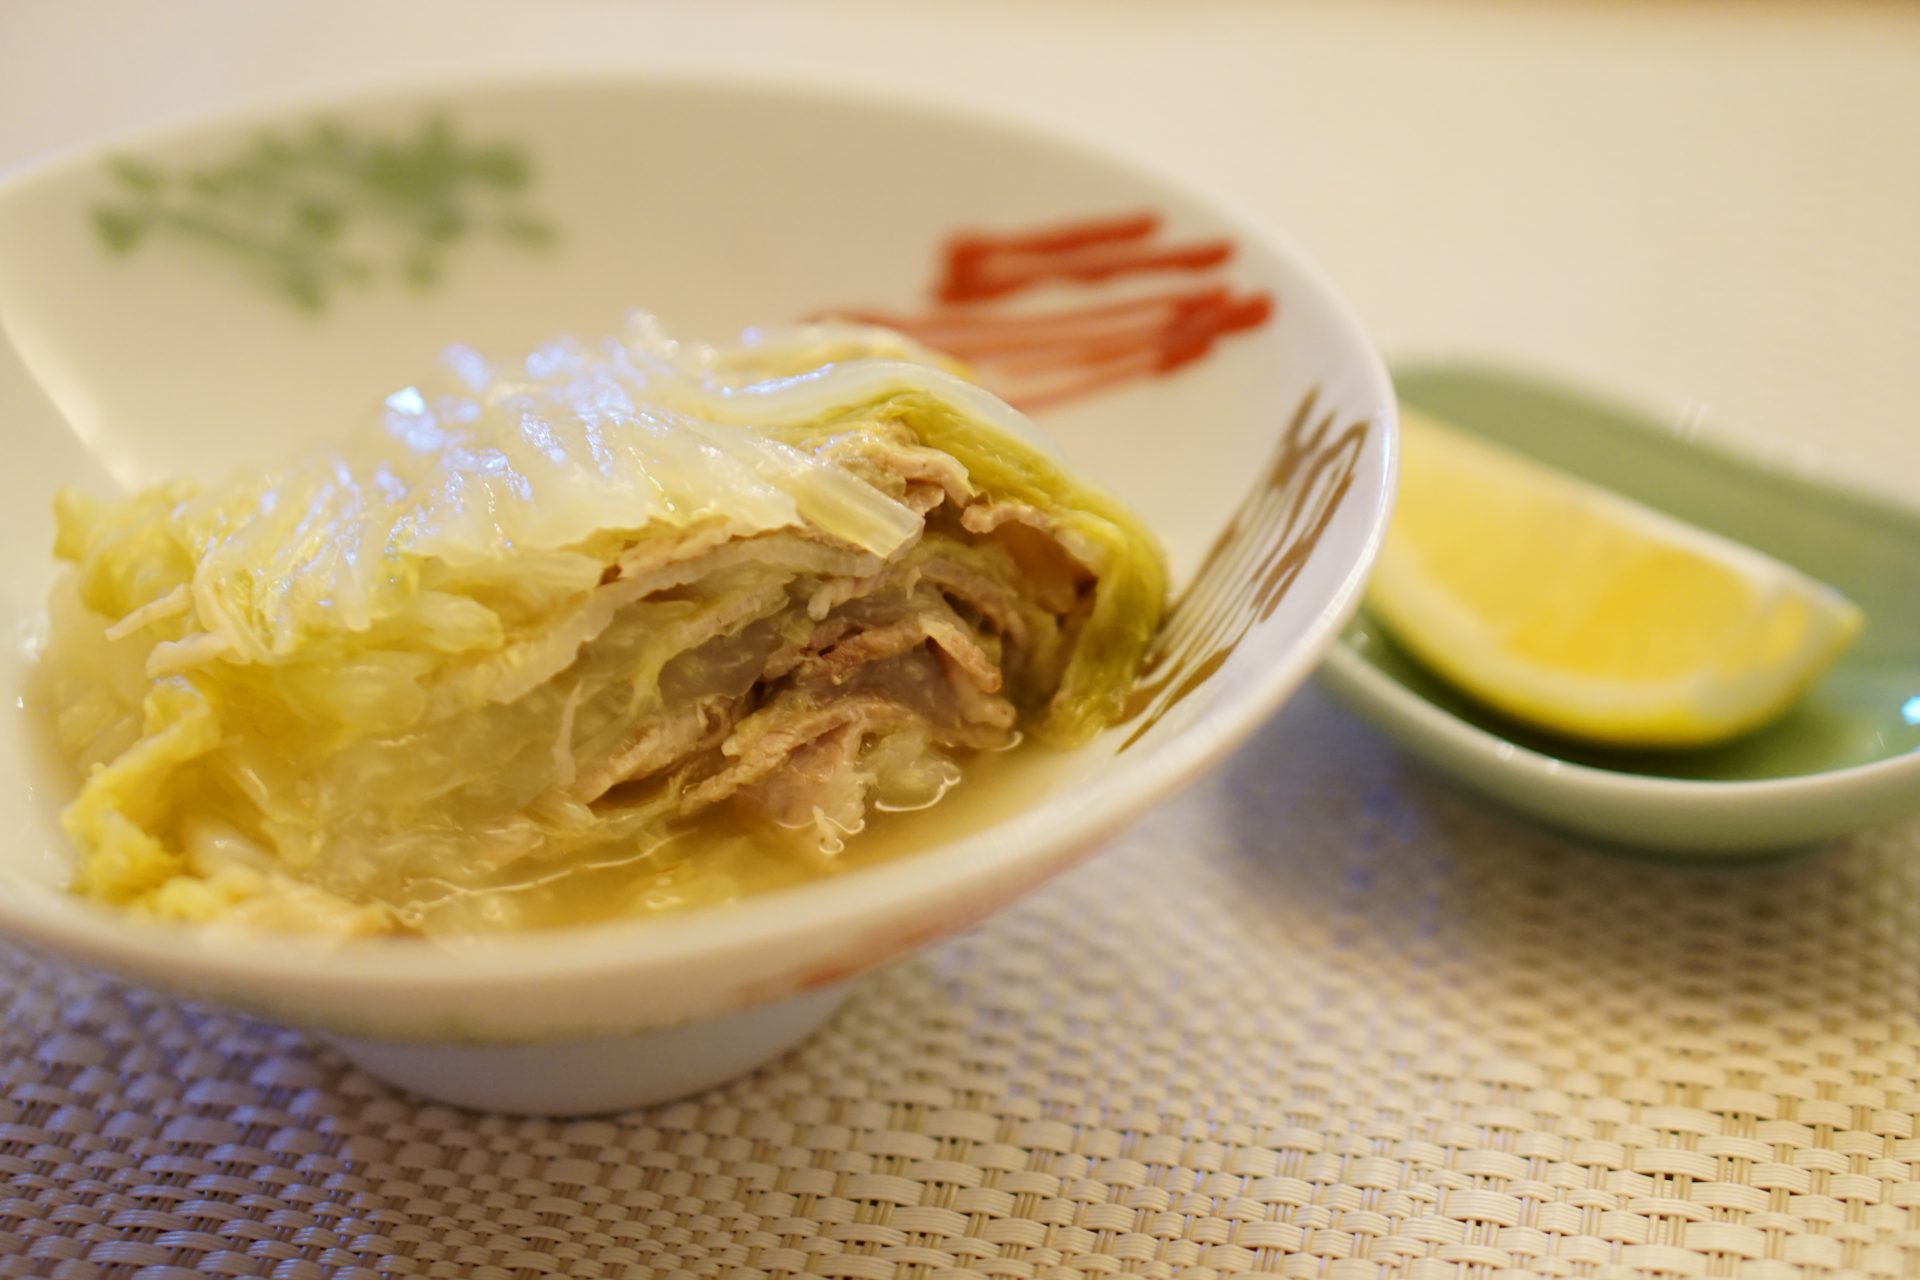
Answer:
[{"left": 90, "top": 115, "right": 554, "bottom": 311}]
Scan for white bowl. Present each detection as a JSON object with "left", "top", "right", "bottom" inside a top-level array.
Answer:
[{"left": 0, "top": 72, "right": 1395, "bottom": 1113}]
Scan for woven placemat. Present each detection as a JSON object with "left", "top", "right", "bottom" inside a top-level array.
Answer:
[{"left": 6, "top": 687, "right": 1920, "bottom": 1279}]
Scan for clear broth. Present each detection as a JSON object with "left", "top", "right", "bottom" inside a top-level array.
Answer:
[{"left": 389, "top": 740, "right": 1068, "bottom": 934}]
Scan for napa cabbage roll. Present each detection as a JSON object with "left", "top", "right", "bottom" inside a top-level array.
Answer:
[{"left": 38, "top": 315, "right": 1166, "bottom": 935}]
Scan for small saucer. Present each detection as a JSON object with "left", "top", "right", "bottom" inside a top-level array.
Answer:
[{"left": 1321, "top": 364, "right": 1920, "bottom": 856}]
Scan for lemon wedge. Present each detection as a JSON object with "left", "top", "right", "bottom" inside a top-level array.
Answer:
[{"left": 1367, "top": 408, "right": 1864, "bottom": 748}]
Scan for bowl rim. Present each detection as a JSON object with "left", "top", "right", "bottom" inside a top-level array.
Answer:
[
  {"left": 0, "top": 65, "right": 1399, "bottom": 1009},
  {"left": 1322, "top": 641, "right": 1920, "bottom": 804}
]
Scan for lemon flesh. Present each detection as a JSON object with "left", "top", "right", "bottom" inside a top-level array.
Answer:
[{"left": 1367, "top": 409, "right": 1864, "bottom": 748}]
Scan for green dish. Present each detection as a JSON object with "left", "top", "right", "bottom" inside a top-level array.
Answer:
[{"left": 1320, "top": 363, "right": 1920, "bottom": 854}]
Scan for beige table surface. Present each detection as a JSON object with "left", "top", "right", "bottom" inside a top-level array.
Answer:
[{"left": 3, "top": 3, "right": 1920, "bottom": 1277}]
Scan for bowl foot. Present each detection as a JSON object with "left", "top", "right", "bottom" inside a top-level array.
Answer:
[{"left": 325, "top": 983, "right": 849, "bottom": 1115}]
